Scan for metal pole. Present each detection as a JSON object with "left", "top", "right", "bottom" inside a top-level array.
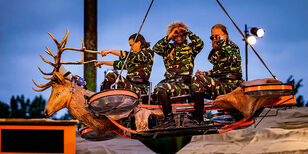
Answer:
[
  {"left": 84, "top": 0, "right": 97, "bottom": 92},
  {"left": 245, "top": 24, "right": 248, "bottom": 81}
]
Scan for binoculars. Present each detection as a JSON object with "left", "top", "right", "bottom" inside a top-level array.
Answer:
[
  {"left": 174, "top": 29, "right": 187, "bottom": 35},
  {"left": 210, "top": 34, "right": 225, "bottom": 41}
]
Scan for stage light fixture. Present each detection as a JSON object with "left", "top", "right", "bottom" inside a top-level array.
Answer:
[
  {"left": 251, "top": 27, "right": 265, "bottom": 38},
  {"left": 247, "top": 35, "right": 256, "bottom": 45},
  {"left": 244, "top": 25, "right": 265, "bottom": 81}
]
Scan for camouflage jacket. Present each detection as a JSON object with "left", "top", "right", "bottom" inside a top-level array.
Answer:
[
  {"left": 153, "top": 30, "right": 204, "bottom": 79},
  {"left": 204, "top": 39, "right": 242, "bottom": 77},
  {"left": 113, "top": 48, "right": 154, "bottom": 81}
]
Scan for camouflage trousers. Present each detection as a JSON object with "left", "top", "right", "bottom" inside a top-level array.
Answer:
[
  {"left": 101, "top": 71, "right": 148, "bottom": 94},
  {"left": 154, "top": 78, "right": 190, "bottom": 97},
  {"left": 191, "top": 75, "right": 242, "bottom": 100}
]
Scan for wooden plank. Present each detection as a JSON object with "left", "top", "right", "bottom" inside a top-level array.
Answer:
[{"left": 0, "top": 119, "right": 78, "bottom": 126}]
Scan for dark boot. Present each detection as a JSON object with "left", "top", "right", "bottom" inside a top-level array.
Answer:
[
  {"left": 192, "top": 92, "right": 205, "bottom": 123},
  {"left": 100, "top": 81, "right": 112, "bottom": 91},
  {"left": 161, "top": 113, "right": 176, "bottom": 128},
  {"left": 100, "top": 71, "right": 117, "bottom": 91},
  {"left": 157, "top": 89, "right": 175, "bottom": 128}
]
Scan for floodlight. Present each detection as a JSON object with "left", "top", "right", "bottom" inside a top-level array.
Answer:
[
  {"left": 247, "top": 35, "right": 256, "bottom": 45},
  {"left": 251, "top": 27, "right": 265, "bottom": 38},
  {"left": 244, "top": 25, "right": 265, "bottom": 81}
]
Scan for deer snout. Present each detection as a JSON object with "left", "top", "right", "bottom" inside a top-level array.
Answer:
[{"left": 44, "top": 109, "right": 50, "bottom": 118}]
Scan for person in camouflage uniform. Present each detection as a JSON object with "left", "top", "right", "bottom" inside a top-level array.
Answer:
[
  {"left": 190, "top": 24, "right": 243, "bottom": 123},
  {"left": 94, "top": 34, "right": 154, "bottom": 95},
  {"left": 153, "top": 21, "right": 204, "bottom": 127}
]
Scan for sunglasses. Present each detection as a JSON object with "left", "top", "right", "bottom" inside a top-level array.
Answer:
[{"left": 210, "top": 34, "right": 225, "bottom": 40}]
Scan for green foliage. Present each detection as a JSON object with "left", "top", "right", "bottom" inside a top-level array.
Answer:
[{"left": 287, "top": 75, "right": 307, "bottom": 107}]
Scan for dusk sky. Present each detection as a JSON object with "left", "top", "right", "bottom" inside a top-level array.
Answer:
[{"left": 1, "top": 0, "right": 307, "bottom": 117}]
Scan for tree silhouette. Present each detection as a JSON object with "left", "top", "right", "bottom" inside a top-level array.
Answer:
[
  {"left": 9, "top": 95, "right": 30, "bottom": 118},
  {"left": 286, "top": 75, "right": 307, "bottom": 107},
  {"left": 29, "top": 95, "right": 46, "bottom": 118},
  {"left": 0, "top": 95, "right": 74, "bottom": 119},
  {"left": 1, "top": 95, "right": 46, "bottom": 118},
  {"left": 0, "top": 101, "right": 9, "bottom": 118}
]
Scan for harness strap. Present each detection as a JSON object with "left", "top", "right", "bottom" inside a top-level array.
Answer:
[
  {"left": 66, "top": 92, "right": 73, "bottom": 108},
  {"left": 63, "top": 71, "right": 71, "bottom": 77},
  {"left": 113, "top": 130, "right": 132, "bottom": 139},
  {"left": 80, "top": 127, "right": 94, "bottom": 135},
  {"left": 107, "top": 117, "right": 137, "bottom": 134},
  {"left": 66, "top": 81, "right": 76, "bottom": 108}
]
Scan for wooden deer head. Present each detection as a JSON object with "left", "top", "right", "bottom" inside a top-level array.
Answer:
[{"left": 32, "top": 29, "right": 115, "bottom": 132}]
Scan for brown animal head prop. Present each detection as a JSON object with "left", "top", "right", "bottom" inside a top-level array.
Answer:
[
  {"left": 32, "top": 29, "right": 116, "bottom": 132},
  {"left": 213, "top": 78, "right": 282, "bottom": 117}
]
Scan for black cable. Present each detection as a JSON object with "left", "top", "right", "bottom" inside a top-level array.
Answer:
[{"left": 254, "top": 97, "right": 293, "bottom": 128}]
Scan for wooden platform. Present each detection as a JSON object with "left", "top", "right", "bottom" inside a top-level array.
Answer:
[
  {"left": 0, "top": 118, "right": 78, "bottom": 125},
  {"left": 0, "top": 118, "right": 78, "bottom": 154}
]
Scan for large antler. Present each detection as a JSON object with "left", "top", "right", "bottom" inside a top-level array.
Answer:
[
  {"left": 33, "top": 29, "right": 69, "bottom": 92},
  {"left": 63, "top": 37, "right": 101, "bottom": 54},
  {"left": 35, "top": 28, "right": 70, "bottom": 76},
  {"left": 33, "top": 28, "right": 97, "bottom": 92}
]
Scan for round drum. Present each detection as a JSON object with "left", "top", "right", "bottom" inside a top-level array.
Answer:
[
  {"left": 88, "top": 89, "right": 139, "bottom": 120},
  {"left": 241, "top": 83, "right": 294, "bottom": 97}
]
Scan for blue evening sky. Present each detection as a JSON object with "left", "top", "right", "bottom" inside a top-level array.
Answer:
[{"left": 0, "top": 0, "right": 307, "bottom": 116}]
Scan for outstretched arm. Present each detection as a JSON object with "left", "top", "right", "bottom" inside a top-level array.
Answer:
[
  {"left": 120, "top": 49, "right": 153, "bottom": 63},
  {"left": 95, "top": 60, "right": 127, "bottom": 70},
  {"left": 94, "top": 61, "right": 114, "bottom": 68},
  {"left": 100, "top": 50, "right": 121, "bottom": 57}
]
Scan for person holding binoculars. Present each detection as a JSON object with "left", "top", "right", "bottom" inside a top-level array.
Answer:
[{"left": 152, "top": 21, "right": 204, "bottom": 128}]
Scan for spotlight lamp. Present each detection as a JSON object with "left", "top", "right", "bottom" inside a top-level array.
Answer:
[
  {"left": 247, "top": 35, "right": 256, "bottom": 45},
  {"left": 244, "top": 24, "right": 265, "bottom": 81},
  {"left": 250, "top": 27, "right": 265, "bottom": 38}
]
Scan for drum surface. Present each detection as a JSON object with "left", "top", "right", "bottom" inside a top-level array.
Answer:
[{"left": 88, "top": 89, "right": 139, "bottom": 120}]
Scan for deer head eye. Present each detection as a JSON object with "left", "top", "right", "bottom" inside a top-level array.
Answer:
[{"left": 56, "top": 92, "right": 60, "bottom": 96}]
